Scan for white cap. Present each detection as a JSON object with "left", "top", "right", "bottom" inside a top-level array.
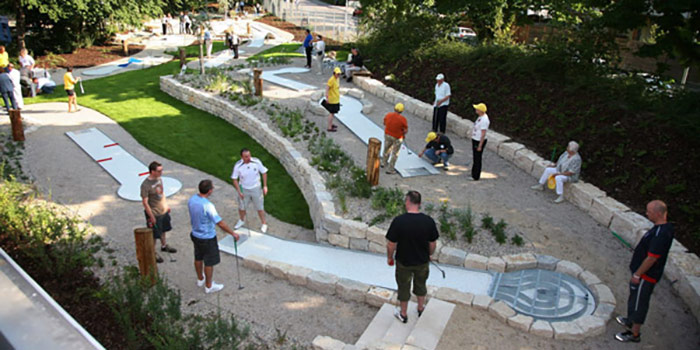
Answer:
[{"left": 436, "top": 73, "right": 445, "bottom": 80}]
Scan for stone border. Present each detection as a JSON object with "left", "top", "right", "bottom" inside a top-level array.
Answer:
[
  {"left": 161, "top": 76, "right": 616, "bottom": 338},
  {"left": 350, "top": 75, "right": 700, "bottom": 323}
]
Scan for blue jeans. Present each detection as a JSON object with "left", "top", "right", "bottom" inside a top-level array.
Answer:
[
  {"left": 425, "top": 148, "right": 450, "bottom": 165},
  {"left": 1, "top": 91, "right": 17, "bottom": 112}
]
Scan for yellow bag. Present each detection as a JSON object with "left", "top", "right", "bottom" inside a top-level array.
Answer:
[{"left": 547, "top": 175, "right": 557, "bottom": 190}]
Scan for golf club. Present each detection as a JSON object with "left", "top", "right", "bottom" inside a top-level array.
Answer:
[
  {"left": 431, "top": 260, "right": 446, "bottom": 279},
  {"left": 233, "top": 236, "right": 244, "bottom": 290},
  {"left": 79, "top": 79, "right": 85, "bottom": 94}
]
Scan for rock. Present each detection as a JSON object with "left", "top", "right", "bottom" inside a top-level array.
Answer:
[
  {"left": 336, "top": 278, "right": 369, "bottom": 303},
  {"left": 366, "top": 286, "right": 395, "bottom": 307},
  {"left": 529, "top": 320, "right": 554, "bottom": 338},
  {"left": 328, "top": 233, "right": 350, "bottom": 248},
  {"left": 487, "top": 256, "right": 506, "bottom": 272},
  {"left": 361, "top": 101, "right": 374, "bottom": 114},
  {"left": 674, "top": 275, "right": 700, "bottom": 324},
  {"left": 307, "top": 271, "right": 339, "bottom": 295},
  {"left": 555, "top": 260, "right": 583, "bottom": 277},
  {"left": 242, "top": 255, "right": 269, "bottom": 271},
  {"left": 513, "top": 149, "right": 540, "bottom": 174},
  {"left": 535, "top": 254, "right": 560, "bottom": 270},
  {"left": 593, "top": 302, "right": 615, "bottom": 321},
  {"left": 348, "top": 88, "right": 364, "bottom": 99},
  {"left": 578, "top": 270, "right": 602, "bottom": 286},
  {"left": 312, "top": 335, "right": 347, "bottom": 350},
  {"left": 340, "top": 220, "right": 368, "bottom": 239},
  {"left": 588, "top": 196, "right": 630, "bottom": 228},
  {"left": 287, "top": 266, "right": 313, "bottom": 286},
  {"left": 434, "top": 287, "right": 474, "bottom": 306},
  {"left": 485, "top": 131, "right": 510, "bottom": 153},
  {"left": 451, "top": 117, "right": 473, "bottom": 139},
  {"left": 439, "top": 247, "right": 467, "bottom": 266},
  {"left": 551, "top": 321, "right": 585, "bottom": 340},
  {"left": 489, "top": 301, "right": 516, "bottom": 322},
  {"left": 574, "top": 315, "right": 607, "bottom": 337},
  {"left": 590, "top": 284, "right": 616, "bottom": 305},
  {"left": 503, "top": 253, "right": 538, "bottom": 272},
  {"left": 368, "top": 241, "right": 385, "bottom": 254},
  {"left": 322, "top": 215, "right": 344, "bottom": 234},
  {"left": 530, "top": 159, "right": 551, "bottom": 179},
  {"left": 464, "top": 253, "right": 489, "bottom": 270},
  {"left": 609, "top": 211, "right": 653, "bottom": 246},
  {"left": 497, "top": 142, "right": 525, "bottom": 162},
  {"left": 471, "top": 294, "right": 493, "bottom": 310},
  {"left": 366, "top": 226, "right": 386, "bottom": 244},
  {"left": 563, "top": 182, "right": 606, "bottom": 213},
  {"left": 507, "top": 314, "right": 534, "bottom": 332},
  {"left": 266, "top": 261, "right": 292, "bottom": 279},
  {"left": 349, "top": 238, "right": 369, "bottom": 251}
]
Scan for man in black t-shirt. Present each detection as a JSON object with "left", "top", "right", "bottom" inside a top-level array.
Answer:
[
  {"left": 419, "top": 132, "right": 455, "bottom": 170},
  {"left": 386, "top": 190, "right": 439, "bottom": 323},
  {"left": 615, "top": 200, "right": 674, "bottom": 343}
]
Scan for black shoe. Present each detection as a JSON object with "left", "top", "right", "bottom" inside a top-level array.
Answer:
[
  {"left": 156, "top": 254, "right": 164, "bottom": 263},
  {"left": 417, "top": 307, "right": 424, "bottom": 317},
  {"left": 346, "top": 77, "right": 353, "bottom": 83},
  {"left": 615, "top": 331, "right": 640, "bottom": 343},
  {"left": 161, "top": 245, "right": 177, "bottom": 253},
  {"left": 393, "top": 308, "right": 407, "bottom": 323},
  {"left": 615, "top": 316, "right": 632, "bottom": 330}
]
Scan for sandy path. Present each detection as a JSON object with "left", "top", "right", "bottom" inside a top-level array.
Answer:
[{"left": 3, "top": 103, "right": 374, "bottom": 347}]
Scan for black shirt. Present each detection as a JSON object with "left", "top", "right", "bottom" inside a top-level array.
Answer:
[
  {"left": 630, "top": 223, "right": 674, "bottom": 283},
  {"left": 350, "top": 54, "right": 363, "bottom": 67},
  {"left": 386, "top": 213, "right": 439, "bottom": 266},
  {"left": 426, "top": 135, "right": 454, "bottom": 155}
]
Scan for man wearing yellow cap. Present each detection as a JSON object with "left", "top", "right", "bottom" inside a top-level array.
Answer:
[
  {"left": 419, "top": 132, "right": 453, "bottom": 170},
  {"left": 382, "top": 103, "right": 408, "bottom": 174},
  {"left": 323, "top": 67, "right": 342, "bottom": 132},
  {"left": 471, "top": 103, "right": 489, "bottom": 180}
]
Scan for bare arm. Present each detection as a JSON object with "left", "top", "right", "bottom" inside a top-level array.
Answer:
[
  {"left": 477, "top": 129, "right": 487, "bottom": 151},
  {"left": 142, "top": 197, "right": 155, "bottom": 225},
  {"left": 232, "top": 179, "right": 243, "bottom": 199},
  {"left": 262, "top": 173, "right": 268, "bottom": 195},
  {"left": 631, "top": 256, "right": 658, "bottom": 283},
  {"left": 386, "top": 241, "right": 397, "bottom": 265},
  {"left": 436, "top": 95, "right": 451, "bottom": 106},
  {"left": 326, "top": 84, "right": 331, "bottom": 100},
  {"left": 217, "top": 221, "right": 240, "bottom": 241},
  {"left": 429, "top": 241, "right": 437, "bottom": 256}
]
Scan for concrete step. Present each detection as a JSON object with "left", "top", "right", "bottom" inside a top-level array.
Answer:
[
  {"left": 405, "top": 299, "right": 455, "bottom": 350},
  {"left": 355, "top": 303, "right": 395, "bottom": 348},
  {"left": 381, "top": 301, "right": 420, "bottom": 345}
]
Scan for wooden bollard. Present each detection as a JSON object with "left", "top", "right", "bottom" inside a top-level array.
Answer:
[
  {"left": 122, "top": 39, "right": 129, "bottom": 56},
  {"left": 253, "top": 68, "right": 263, "bottom": 96},
  {"left": 134, "top": 227, "right": 157, "bottom": 284},
  {"left": 247, "top": 23, "right": 251, "bottom": 35},
  {"left": 9, "top": 109, "right": 24, "bottom": 142},
  {"left": 367, "top": 137, "right": 381, "bottom": 186},
  {"left": 179, "top": 47, "right": 186, "bottom": 67}
]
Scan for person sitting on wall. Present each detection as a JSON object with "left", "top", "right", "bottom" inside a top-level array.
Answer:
[
  {"left": 341, "top": 48, "right": 364, "bottom": 83},
  {"left": 530, "top": 141, "right": 582, "bottom": 203}
]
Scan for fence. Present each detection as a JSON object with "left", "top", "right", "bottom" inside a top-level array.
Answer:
[{"left": 264, "top": 0, "right": 359, "bottom": 42}]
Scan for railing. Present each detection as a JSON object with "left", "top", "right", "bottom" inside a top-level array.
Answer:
[{"left": 264, "top": 0, "right": 360, "bottom": 42}]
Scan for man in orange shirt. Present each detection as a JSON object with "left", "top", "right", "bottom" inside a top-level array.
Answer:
[{"left": 382, "top": 103, "right": 408, "bottom": 175}]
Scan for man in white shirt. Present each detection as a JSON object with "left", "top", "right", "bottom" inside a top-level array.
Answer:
[
  {"left": 7, "top": 64, "right": 23, "bottom": 110},
  {"left": 433, "top": 73, "right": 451, "bottom": 133},
  {"left": 231, "top": 148, "right": 269, "bottom": 233},
  {"left": 471, "top": 103, "right": 490, "bottom": 180}
]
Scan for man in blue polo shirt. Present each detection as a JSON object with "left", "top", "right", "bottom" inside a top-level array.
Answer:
[
  {"left": 615, "top": 200, "right": 674, "bottom": 343},
  {"left": 303, "top": 29, "right": 313, "bottom": 68},
  {"left": 188, "top": 179, "right": 239, "bottom": 294}
]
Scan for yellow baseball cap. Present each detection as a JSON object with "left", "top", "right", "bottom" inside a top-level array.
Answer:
[
  {"left": 425, "top": 132, "right": 437, "bottom": 143},
  {"left": 473, "top": 103, "right": 487, "bottom": 112},
  {"left": 395, "top": 103, "right": 404, "bottom": 112},
  {"left": 333, "top": 67, "right": 342, "bottom": 74}
]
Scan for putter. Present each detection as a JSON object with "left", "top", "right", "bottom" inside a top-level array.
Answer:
[
  {"left": 431, "top": 260, "right": 446, "bottom": 279},
  {"left": 233, "top": 237, "right": 244, "bottom": 290}
]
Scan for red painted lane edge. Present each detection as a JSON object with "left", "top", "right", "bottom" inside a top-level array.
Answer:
[
  {"left": 96, "top": 157, "right": 112, "bottom": 163},
  {"left": 103, "top": 143, "right": 119, "bottom": 148}
]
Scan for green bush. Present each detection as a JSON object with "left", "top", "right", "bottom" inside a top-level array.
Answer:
[{"left": 453, "top": 207, "right": 476, "bottom": 243}]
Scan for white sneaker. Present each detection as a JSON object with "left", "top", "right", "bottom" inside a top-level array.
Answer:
[
  {"left": 554, "top": 195, "right": 565, "bottom": 203},
  {"left": 197, "top": 278, "right": 205, "bottom": 287},
  {"left": 205, "top": 281, "right": 224, "bottom": 294},
  {"left": 260, "top": 224, "right": 268, "bottom": 233},
  {"left": 530, "top": 184, "right": 544, "bottom": 191},
  {"left": 234, "top": 219, "right": 245, "bottom": 229}
]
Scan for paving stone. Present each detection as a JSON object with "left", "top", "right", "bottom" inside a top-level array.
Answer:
[
  {"left": 529, "top": 320, "right": 554, "bottom": 338},
  {"left": 503, "top": 253, "right": 538, "bottom": 272},
  {"left": 497, "top": 142, "right": 525, "bottom": 162},
  {"left": 574, "top": 315, "right": 607, "bottom": 337},
  {"left": 350, "top": 238, "right": 369, "bottom": 251},
  {"left": 590, "top": 284, "right": 616, "bottom": 305},
  {"left": 366, "top": 286, "right": 395, "bottom": 307},
  {"left": 265, "top": 261, "right": 292, "bottom": 279},
  {"left": 439, "top": 247, "right": 467, "bottom": 266},
  {"left": 242, "top": 255, "right": 269, "bottom": 272},
  {"left": 286, "top": 266, "right": 313, "bottom": 286},
  {"left": 507, "top": 314, "right": 534, "bottom": 332},
  {"left": 315, "top": 227, "right": 329, "bottom": 242},
  {"left": 434, "top": 287, "right": 474, "bottom": 306},
  {"left": 513, "top": 148, "right": 540, "bottom": 174},
  {"left": 564, "top": 182, "right": 606, "bottom": 212},
  {"left": 368, "top": 241, "right": 385, "bottom": 254},
  {"left": 366, "top": 226, "right": 387, "bottom": 244},
  {"left": 588, "top": 196, "right": 630, "bottom": 227},
  {"left": 489, "top": 301, "right": 516, "bottom": 322},
  {"left": 485, "top": 131, "right": 510, "bottom": 153},
  {"left": 340, "top": 220, "right": 368, "bottom": 239},
  {"left": 322, "top": 215, "right": 344, "bottom": 234},
  {"left": 610, "top": 211, "right": 653, "bottom": 246},
  {"left": 555, "top": 260, "right": 583, "bottom": 277},
  {"left": 312, "top": 335, "right": 347, "bottom": 350},
  {"left": 464, "top": 253, "right": 488, "bottom": 270},
  {"left": 535, "top": 254, "right": 560, "bottom": 270},
  {"left": 551, "top": 321, "right": 586, "bottom": 340},
  {"left": 579, "top": 270, "right": 602, "bottom": 286},
  {"left": 471, "top": 294, "right": 493, "bottom": 310},
  {"left": 336, "top": 278, "right": 369, "bottom": 303},
  {"left": 405, "top": 298, "right": 455, "bottom": 350},
  {"left": 307, "top": 271, "right": 339, "bottom": 295},
  {"left": 487, "top": 256, "right": 506, "bottom": 272},
  {"left": 593, "top": 302, "right": 615, "bottom": 321},
  {"left": 328, "top": 233, "right": 350, "bottom": 248}
]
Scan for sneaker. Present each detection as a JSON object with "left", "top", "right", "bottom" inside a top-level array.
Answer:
[
  {"left": 156, "top": 254, "right": 164, "bottom": 263},
  {"left": 197, "top": 278, "right": 205, "bottom": 288},
  {"left": 417, "top": 307, "right": 424, "bottom": 317},
  {"left": 615, "top": 316, "right": 632, "bottom": 329},
  {"left": 385, "top": 169, "right": 397, "bottom": 175},
  {"left": 615, "top": 331, "right": 640, "bottom": 343},
  {"left": 205, "top": 282, "right": 224, "bottom": 294},
  {"left": 393, "top": 308, "right": 407, "bottom": 324},
  {"left": 443, "top": 162, "right": 450, "bottom": 171},
  {"left": 260, "top": 224, "right": 268, "bottom": 233},
  {"left": 161, "top": 245, "right": 177, "bottom": 253},
  {"left": 554, "top": 195, "right": 565, "bottom": 203},
  {"left": 234, "top": 219, "right": 245, "bottom": 229},
  {"left": 530, "top": 184, "right": 544, "bottom": 191}
]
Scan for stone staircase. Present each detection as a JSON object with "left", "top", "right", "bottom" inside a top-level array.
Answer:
[{"left": 351, "top": 299, "right": 456, "bottom": 350}]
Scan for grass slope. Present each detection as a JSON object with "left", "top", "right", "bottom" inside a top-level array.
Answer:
[
  {"left": 165, "top": 41, "right": 228, "bottom": 57},
  {"left": 247, "top": 43, "right": 303, "bottom": 61},
  {"left": 26, "top": 61, "right": 313, "bottom": 228}
]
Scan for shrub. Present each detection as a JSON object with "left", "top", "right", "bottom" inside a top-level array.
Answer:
[
  {"left": 453, "top": 207, "right": 476, "bottom": 243},
  {"left": 371, "top": 187, "right": 405, "bottom": 217}
]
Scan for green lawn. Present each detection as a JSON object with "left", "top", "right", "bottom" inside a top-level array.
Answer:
[
  {"left": 164, "top": 41, "right": 228, "bottom": 57},
  {"left": 247, "top": 43, "right": 303, "bottom": 61},
  {"left": 26, "top": 62, "right": 313, "bottom": 229}
]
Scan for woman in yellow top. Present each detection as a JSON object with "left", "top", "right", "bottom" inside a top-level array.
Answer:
[
  {"left": 0, "top": 46, "right": 9, "bottom": 69},
  {"left": 63, "top": 67, "right": 81, "bottom": 113},
  {"left": 323, "top": 67, "right": 341, "bottom": 132}
]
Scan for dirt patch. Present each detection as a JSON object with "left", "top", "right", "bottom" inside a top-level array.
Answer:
[
  {"left": 256, "top": 15, "right": 343, "bottom": 46},
  {"left": 35, "top": 44, "right": 145, "bottom": 69}
]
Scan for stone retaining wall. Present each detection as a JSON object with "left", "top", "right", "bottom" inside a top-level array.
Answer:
[{"left": 350, "top": 75, "right": 700, "bottom": 323}]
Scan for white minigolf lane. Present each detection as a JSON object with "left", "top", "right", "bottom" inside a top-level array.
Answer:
[
  {"left": 260, "top": 67, "right": 317, "bottom": 91},
  {"left": 66, "top": 128, "right": 182, "bottom": 201},
  {"left": 219, "top": 231, "right": 493, "bottom": 296}
]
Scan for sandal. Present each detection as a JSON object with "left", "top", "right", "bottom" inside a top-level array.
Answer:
[{"left": 327, "top": 128, "right": 337, "bottom": 132}]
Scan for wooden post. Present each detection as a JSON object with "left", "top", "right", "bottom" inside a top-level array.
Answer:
[
  {"left": 134, "top": 227, "right": 157, "bottom": 284},
  {"left": 253, "top": 68, "right": 263, "bottom": 97},
  {"left": 247, "top": 23, "right": 251, "bottom": 35},
  {"left": 367, "top": 137, "right": 381, "bottom": 186},
  {"left": 122, "top": 39, "right": 129, "bottom": 56},
  {"left": 179, "top": 47, "right": 187, "bottom": 68},
  {"left": 9, "top": 110, "right": 24, "bottom": 142}
]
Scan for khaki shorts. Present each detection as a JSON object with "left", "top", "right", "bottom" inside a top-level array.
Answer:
[
  {"left": 237, "top": 186, "right": 264, "bottom": 211},
  {"left": 395, "top": 261, "right": 429, "bottom": 302}
]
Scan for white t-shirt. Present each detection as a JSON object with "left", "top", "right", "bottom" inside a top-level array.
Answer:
[
  {"left": 19, "top": 55, "right": 35, "bottom": 68},
  {"left": 434, "top": 82, "right": 451, "bottom": 107},
  {"left": 231, "top": 158, "right": 268, "bottom": 190},
  {"left": 472, "top": 114, "right": 490, "bottom": 141},
  {"left": 314, "top": 41, "right": 325, "bottom": 55}
]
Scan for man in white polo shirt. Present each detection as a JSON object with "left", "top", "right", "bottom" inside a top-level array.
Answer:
[
  {"left": 231, "top": 148, "right": 269, "bottom": 233},
  {"left": 471, "top": 103, "right": 490, "bottom": 181},
  {"left": 433, "top": 73, "right": 451, "bottom": 133}
]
